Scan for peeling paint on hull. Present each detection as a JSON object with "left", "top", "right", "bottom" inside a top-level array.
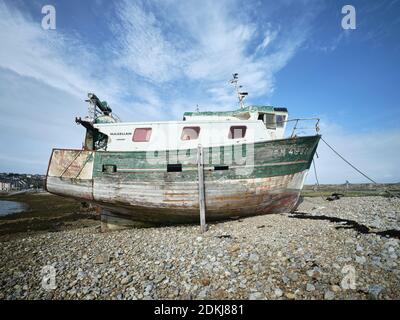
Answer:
[
  {"left": 46, "top": 135, "right": 320, "bottom": 224},
  {"left": 92, "top": 172, "right": 307, "bottom": 224}
]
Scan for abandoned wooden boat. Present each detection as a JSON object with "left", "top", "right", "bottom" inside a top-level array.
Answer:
[{"left": 46, "top": 75, "right": 321, "bottom": 230}]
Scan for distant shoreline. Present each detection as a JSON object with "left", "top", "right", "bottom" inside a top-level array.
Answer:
[{"left": 0, "top": 193, "right": 98, "bottom": 237}]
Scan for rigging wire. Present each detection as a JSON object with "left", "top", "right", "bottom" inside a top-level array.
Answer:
[
  {"left": 321, "top": 137, "right": 378, "bottom": 184},
  {"left": 320, "top": 137, "right": 399, "bottom": 199}
]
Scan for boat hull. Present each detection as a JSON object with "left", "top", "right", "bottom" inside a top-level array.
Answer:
[{"left": 46, "top": 135, "right": 320, "bottom": 226}]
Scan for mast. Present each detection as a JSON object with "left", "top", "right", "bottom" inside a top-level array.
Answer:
[
  {"left": 229, "top": 73, "right": 248, "bottom": 109},
  {"left": 83, "top": 93, "right": 120, "bottom": 123}
]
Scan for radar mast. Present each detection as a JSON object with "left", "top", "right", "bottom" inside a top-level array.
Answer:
[{"left": 229, "top": 73, "right": 248, "bottom": 109}]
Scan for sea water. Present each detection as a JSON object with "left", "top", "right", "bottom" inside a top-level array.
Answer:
[{"left": 0, "top": 200, "right": 27, "bottom": 216}]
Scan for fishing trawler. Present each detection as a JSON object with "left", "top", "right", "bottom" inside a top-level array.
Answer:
[{"left": 46, "top": 74, "right": 321, "bottom": 230}]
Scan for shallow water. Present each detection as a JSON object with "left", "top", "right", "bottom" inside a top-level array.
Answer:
[{"left": 0, "top": 200, "right": 27, "bottom": 216}]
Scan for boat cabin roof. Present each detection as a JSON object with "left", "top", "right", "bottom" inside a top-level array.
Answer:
[{"left": 183, "top": 105, "right": 288, "bottom": 121}]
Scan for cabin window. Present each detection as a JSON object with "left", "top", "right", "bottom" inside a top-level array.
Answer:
[
  {"left": 228, "top": 126, "right": 247, "bottom": 139},
  {"left": 265, "top": 113, "right": 276, "bottom": 129},
  {"left": 258, "top": 113, "right": 276, "bottom": 129},
  {"left": 276, "top": 115, "right": 286, "bottom": 128},
  {"left": 181, "top": 127, "right": 200, "bottom": 140},
  {"left": 133, "top": 128, "right": 152, "bottom": 142}
]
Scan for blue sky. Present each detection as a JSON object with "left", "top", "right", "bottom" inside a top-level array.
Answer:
[{"left": 0, "top": 0, "right": 399, "bottom": 183}]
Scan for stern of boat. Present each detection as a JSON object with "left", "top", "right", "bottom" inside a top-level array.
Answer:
[{"left": 45, "top": 149, "right": 94, "bottom": 201}]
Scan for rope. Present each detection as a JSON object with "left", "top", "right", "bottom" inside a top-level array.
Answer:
[
  {"left": 320, "top": 137, "right": 399, "bottom": 199},
  {"left": 312, "top": 159, "right": 320, "bottom": 188},
  {"left": 312, "top": 158, "right": 326, "bottom": 201}
]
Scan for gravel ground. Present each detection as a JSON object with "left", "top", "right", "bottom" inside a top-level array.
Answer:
[{"left": 0, "top": 196, "right": 399, "bottom": 300}]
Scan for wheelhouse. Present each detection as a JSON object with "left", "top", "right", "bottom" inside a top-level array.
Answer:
[{"left": 85, "top": 106, "right": 289, "bottom": 152}]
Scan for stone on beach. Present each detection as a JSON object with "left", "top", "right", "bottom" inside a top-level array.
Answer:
[{"left": 0, "top": 196, "right": 399, "bottom": 300}]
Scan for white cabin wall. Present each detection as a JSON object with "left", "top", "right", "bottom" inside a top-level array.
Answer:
[{"left": 94, "top": 120, "right": 272, "bottom": 152}]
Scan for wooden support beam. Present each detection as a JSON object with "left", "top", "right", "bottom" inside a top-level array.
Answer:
[{"left": 197, "top": 144, "right": 207, "bottom": 233}]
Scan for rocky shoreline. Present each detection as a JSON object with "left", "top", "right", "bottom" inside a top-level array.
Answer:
[{"left": 0, "top": 196, "right": 399, "bottom": 300}]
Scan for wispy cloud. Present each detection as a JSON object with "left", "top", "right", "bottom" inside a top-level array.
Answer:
[
  {"left": 0, "top": 0, "right": 318, "bottom": 117},
  {"left": 256, "top": 29, "right": 279, "bottom": 52},
  {"left": 0, "top": 2, "right": 95, "bottom": 98},
  {"left": 0, "top": 0, "right": 311, "bottom": 126},
  {"left": 109, "top": 0, "right": 316, "bottom": 108},
  {"left": 110, "top": 1, "right": 183, "bottom": 84}
]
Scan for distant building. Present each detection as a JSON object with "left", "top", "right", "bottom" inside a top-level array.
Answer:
[{"left": 0, "top": 182, "right": 11, "bottom": 191}]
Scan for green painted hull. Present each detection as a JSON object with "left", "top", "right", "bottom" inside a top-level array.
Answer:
[
  {"left": 94, "top": 135, "right": 319, "bottom": 178},
  {"left": 46, "top": 135, "right": 320, "bottom": 225}
]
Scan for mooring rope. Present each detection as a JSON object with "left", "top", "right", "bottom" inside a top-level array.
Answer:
[
  {"left": 312, "top": 158, "right": 320, "bottom": 188},
  {"left": 320, "top": 137, "right": 399, "bottom": 199}
]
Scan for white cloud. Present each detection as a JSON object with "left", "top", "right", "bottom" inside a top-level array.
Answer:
[
  {"left": 110, "top": 0, "right": 314, "bottom": 107},
  {"left": 110, "top": 1, "right": 183, "bottom": 83},
  {"left": 0, "top": 3, "right": 84, "bottom": 97},
  {"left": 256, "top": 30, "right": 279, "bottom": 52},
  {"left": 0, "top": 1, "right": 130, "bottom": 113},
  {"left": 0, "top": 68, "right": 85, "bottom": 173},
  {"left": 0, "top": 0, "right": 316, "bottom": 119}
]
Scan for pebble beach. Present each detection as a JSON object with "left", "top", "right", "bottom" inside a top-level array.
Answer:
[{"left": 0, "top": 196, "right": 399, "bottom": 300}]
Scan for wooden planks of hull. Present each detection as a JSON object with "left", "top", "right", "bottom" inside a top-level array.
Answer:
[{"left": 46, "top": 135, "right": 320, "bottom": 226}]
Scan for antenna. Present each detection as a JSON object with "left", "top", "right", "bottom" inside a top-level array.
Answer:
[
  {"left": 85, "top": 93, "right": 97, "bottom": 122},
  {"left": 229, "top": 73, "right": 248, "bottom": 109}
]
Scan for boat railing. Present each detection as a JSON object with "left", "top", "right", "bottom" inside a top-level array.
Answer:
[
  {"left": 263, "top": 117, "right": 320, "bottom": 137},
  {"left": 287, "top": 118, "right": 320, "bottom": 137}
]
